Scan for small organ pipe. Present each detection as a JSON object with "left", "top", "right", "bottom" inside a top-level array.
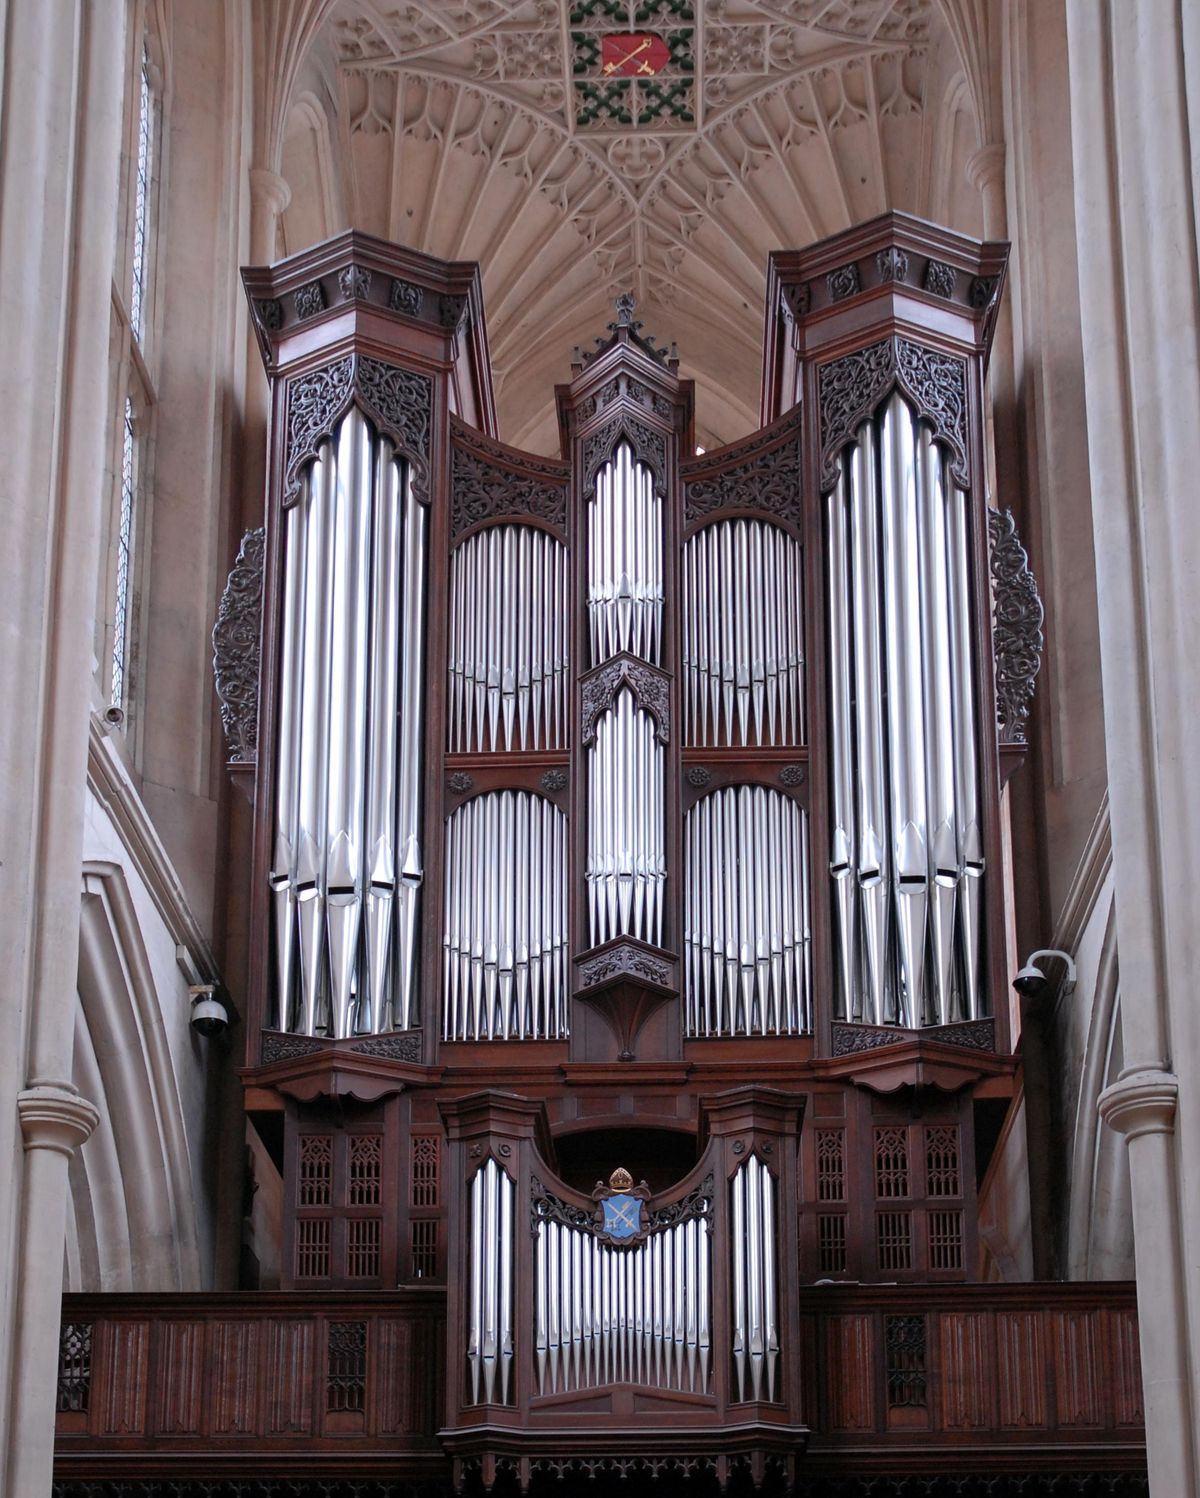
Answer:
[
  {"left": 588, "top": 442, "right": 663, "bottom": 667},
  {"left": 270, "top": 497, "right": 308, "bottom": 1029},
  {"left": 682, "top": 519, "right": 804, "bottom": 749},
  {"left": 533, "top": 1211, "right": 711, "bottom": 1396},
  {"left": 586, "top": 692, "right": 665, "bottom": 949},
  {"left": 684, "top": 787, "right": 809, "bottom": 1035},
  {"left": 948, "top": 480, "right": 984, "bottom": 1018},
  {"left": 448, "top": 525, "right": 569, "bottom": 753},
  {"left": 443, "top": 792, "right": 569, "bottom": 1040}
]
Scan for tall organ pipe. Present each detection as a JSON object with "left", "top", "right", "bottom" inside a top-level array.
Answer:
[
  {"left": 684, "top": 786, "right": 809, "bottom": 1036},
  {"left": 826, "top": 393, "right": 985, "bottom": 1027},
  {"left": 588, "top": 442, "right": 662, "bottom": 667},
  {"left": 730, "top": 1155, "right": 778, "bottom": 1402},
  {"left": 468, "top": 1158, "right": 514, "bottom": 1405},
  {"left": 443, "top": 791, "right": 569, "bottom": 1041},
  {"left": 448, "top": 525, "right": 569, "bottom": 753},
  {"left": 586, "top": 691, "right": 665, "bottom": 948},
  {"left": 270, "top": 407, "right": 426, "bottom": 1038},
  {"left": 682, "top": 519, "right": 804, "bottom": 748}
]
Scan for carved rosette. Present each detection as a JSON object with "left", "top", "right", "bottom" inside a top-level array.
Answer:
[
  {"left": 684, "top": 426, "right": 803, "bottom": 527},
  {"left": 450, "top": 427, "right": 568, "bottom": 538},
  {"left": 212, "top": 527, "right": 265, "bottom": 763},
  {"left": 817, "top": 335, "right": 970, "bottom": 493},
  {"left": 581, "top": 413, "right": 668, "bottom": 500},
  {"left": 581, "top": 656, "right": 670, "bottom": 746},
  {"left": 282, "top": 354, "right": 433, "bottom": 508},
  {"left": 988, "top": 507, "right": 1044, "bottom": 743}
]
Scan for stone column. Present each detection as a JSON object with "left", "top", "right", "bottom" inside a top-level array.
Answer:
[
  {"left": 1065, "top": 1, "right": 1200, "bottom": 1489},
  {"left": 0, "top": 1, "right": 126, "bottom": 1488}
]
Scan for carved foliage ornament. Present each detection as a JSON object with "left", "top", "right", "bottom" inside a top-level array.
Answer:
[
  {"left": 450, "top": 430, "right": 568, "bottom": 538},
  {"left": 684, "top": 427, "right": 803, "bottom": 527},
  {"left": 581, "top": 413, "right": 668, "bottom": 500},
  {"left": 531, "top": 1173, "right": 713, "bottom": 1242},
  {"left": 282, "top": 354, "right": 433, "bottom": 508},
  {"left": 988, "top": 506, "right": 1044, "bottom": 743},
  {"left": 818, "top": 335, "right": 969, "bottom": 492},
  {"left": 212, "top": 527, "right": 265, "bottom": 763},
  {"left": 581, "top": 655, "right": 670, "bottom": 746},
  {"left": 577, "top": 940, "right": 672, "bottom": 991}
]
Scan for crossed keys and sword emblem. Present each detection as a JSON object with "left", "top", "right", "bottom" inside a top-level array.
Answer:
[{"left": 600, "top": 33, "right": 669, "bottom": 78}]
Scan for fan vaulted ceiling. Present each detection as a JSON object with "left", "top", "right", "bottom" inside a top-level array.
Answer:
[{"left": 277, "top": 0, "right": 984, "bottom": 451}]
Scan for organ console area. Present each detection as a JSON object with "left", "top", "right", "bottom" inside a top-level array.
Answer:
[{"left": 194, "top": 213, "right": 1075, "bottom": 1486}]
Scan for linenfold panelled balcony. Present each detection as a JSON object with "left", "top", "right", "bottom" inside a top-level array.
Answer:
[
  {"left": 55, "top": 1277, "right": 1146, "bottom": 1486},
  {"left": 57, "top": 212, "right": 1147, "bottom": 1494}
]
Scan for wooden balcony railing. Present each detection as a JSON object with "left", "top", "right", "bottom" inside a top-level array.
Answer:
[{"left": 55, "top": 1277, "right": 1145, "bottom": 1488}]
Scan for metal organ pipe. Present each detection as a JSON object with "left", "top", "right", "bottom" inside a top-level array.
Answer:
[
  {"left": 270, "top": 407, "right": 426, "bottom": 1038},
  {"left": 682, "top": 520, "right": 804, "bottom": 747},
  {"left": 730, "top": 1155, "right": 778, "bottom": 1403},
  {"left": 684, "top": 786, "right": 810, "bottom": 1036},
  {"left": 533, "top": 1213, "right": 711, "bottom": 1396},
  {"left": 448, "top": 525, "right": 569, "bottom": 753},
  {"left": 443, "top": 792, "right": 569, "bottom": 1041},
  {"left": 825, "top": 393, "right": 984, "bottom": 1026},
  {"left": 468, "top": 1158, "right": 515, "bottom": 1405},
  {"left": 586, "top": 690, "right": 665, "bottom": 948},
  {"left": 587, "top": 442, "right": 663, "bottom": 667}
]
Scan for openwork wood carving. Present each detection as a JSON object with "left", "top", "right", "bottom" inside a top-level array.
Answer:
[
  {"left": 282, "top": 355, "right": 433, "bottom": 507},
  {"left": 450, "top": 425, "right": 568, "bottom": 538},
  {"left": 988, "top": 507, "right": 1044, "bottom": 743},
  {"left": 818, "top": 336, "right": 969, "bottom": 492},
  {"left": 582, "top": 413, "right": 668, "bottom": 499},
  {"left": 212, "top": 527, "right": 264, "bottom": 764},
  {"left": 581, "top": 655, "right": 670, "bottom": 745},
  {"left": 684, "top": 423, "right": 803, "bottom": 527}
]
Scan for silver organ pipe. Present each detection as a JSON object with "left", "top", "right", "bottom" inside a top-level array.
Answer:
[
  {"left": 448, "top": 524, "right": 569, "bottom": 752},
  {"left": 587, "top": 442, "right": 663, "bottom": 667},
  {"left": 684, "top": 786, "right": 810, "bottom": 1036},
  {"left": 826, "top": 393, "right": 984, "bottom": 1026},
  {"left": 533, "top": 1215, "right": 711, "bottom": 1396},
  {"left": 468, "top": 1158, "right": 515, "bottom": 1405},
  {"left": 586, "top": 690, "right": 665, "bottom": 948},
  {"left": 682, "top": 519, "right": 804, "bottom": 748},
  {"left": 730, "top": 1155, "right": 778, "bottom": 1403},
  {"left": 442, "top": 791, "right": 569, "bottom": 1041},
  {"left": 270, "top": 407, "right": 427, "bottom": 1037}
]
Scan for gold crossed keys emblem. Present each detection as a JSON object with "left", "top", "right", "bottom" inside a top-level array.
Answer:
[{"left": 601, "top": 33, "right": 670, "bottom": 78}]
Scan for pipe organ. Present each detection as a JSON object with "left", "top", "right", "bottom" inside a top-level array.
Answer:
[{"left": 226, "top": 217, "right": 1043, "bottom": 1485}]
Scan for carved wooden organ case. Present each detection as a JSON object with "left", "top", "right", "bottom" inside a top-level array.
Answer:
[{"left": 228, "top": 216, "right": 1041, "bottom": 1476}]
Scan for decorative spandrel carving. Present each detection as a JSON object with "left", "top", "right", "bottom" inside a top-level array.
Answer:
[
  {"left": 988, "top": 506, "right": 1044, "bottom": 743},
  {"left": 450, "top": 427, "right": 568, "bottom": 538},
  {"left": 684, "top": 425, "right": 803, "bottom": 527},
  {"left": 581, "top": 656, "right": 670, "bottom": 746},
  {"left": 282, "top": 355, "right": 433, "bottom": 508},
  {"left": 212, "top": 528, "right": 265, "bottom": 764},
  {"left": 355, "top": 356, "right": 433, "bottom": 503},
  {"left": 581, "top": 413, "right": 668, "bottom": 499},
  {"left": 894, "top": 339, "right": 969, "bottom": 485},
  {"left": 282, "top": 356, "right": 355, "bottom": 507},
  {"left": 818, "top": 335, "right": 969, "bottom": 492}
]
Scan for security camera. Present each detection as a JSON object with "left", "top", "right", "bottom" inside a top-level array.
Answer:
[
  {"left": 1012, "top": 948, "right": 1077, "bottom": 1001},
  {"left": 189, "top": 984, "right": 229, "bottom": 1037}
]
